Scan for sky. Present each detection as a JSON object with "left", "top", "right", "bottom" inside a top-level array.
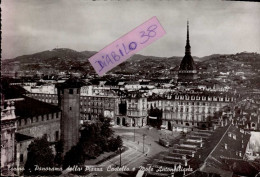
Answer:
[{"left": 1, "top": 0, "right": 260, "bottom": 59}]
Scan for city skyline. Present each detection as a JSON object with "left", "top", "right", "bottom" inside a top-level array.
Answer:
[{"left": 2, "top": 0, "right": 260, "bottom": 59}]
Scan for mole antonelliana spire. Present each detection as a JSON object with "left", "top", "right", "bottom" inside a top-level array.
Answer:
[
  {"left": 178, "top": 20, "right": 198, "bottom": 83},
  {"left": 185, "top": 20, "right": 191, "bottom": 55}
]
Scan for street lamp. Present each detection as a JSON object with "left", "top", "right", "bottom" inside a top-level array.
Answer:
[
  {"left": 143, "top": 134, "right": 146, "bottom": 153},
  {"left": 134, "top": 125, "right": 135, "bottom": 142},
  {"left": 119, "top": 147, "right": 122, "bottom": 167}
]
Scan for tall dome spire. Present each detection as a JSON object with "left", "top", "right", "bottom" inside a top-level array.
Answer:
[
  {"left": 179, "top": 20, "right": 196, "bottom": 71},
  {"left": 177, "top": 20, "right": 198, "bottom": 83},
  {"left": 185, "top": 20, "right": 191, "bottom": 55}
]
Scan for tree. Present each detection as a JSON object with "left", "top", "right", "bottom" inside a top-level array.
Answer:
[
  {"left": 62, "top": 144, "right": 85, "bottom": 169},
  {"left": 148, "top": 107, "right": 163, "bottom": 128},
  {"left": 100, "top": 118, "right": 114, "bottom": 138},
  {"left": 108, "top": 136, "right": 123, "bottom": 152},
  {"left": 54, "top": 140, "right": 64, "bottom": 166},
  {"left": 24, "top": 135, "right": 56, "bottom": 175},
  {"left": 115, "top": 135, "right": 123, "bottom": 148}
]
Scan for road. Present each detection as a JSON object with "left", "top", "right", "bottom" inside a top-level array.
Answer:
[{"left": 86, "top": 126, "right": 180, "bottom": 177}]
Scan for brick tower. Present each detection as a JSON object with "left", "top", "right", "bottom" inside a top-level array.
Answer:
[{"left": 56, "top": 77, "right": 85, "bottom": 153}]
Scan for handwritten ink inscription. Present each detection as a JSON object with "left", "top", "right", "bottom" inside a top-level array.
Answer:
[{"left": 88, "top": 16, "right": 166, "bottom": 76}]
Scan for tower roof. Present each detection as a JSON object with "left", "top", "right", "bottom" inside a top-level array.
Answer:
[
  {"left": 179, "top": 21, "right": 196, "bottom": 71},
  {"left": 179, "top": 55, "right": 196, "bottom": 70},
  {"left": 56, "top": 76, "right": 87, "bottom": 89}
]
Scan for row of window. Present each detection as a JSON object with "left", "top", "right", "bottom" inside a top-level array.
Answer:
[
  {"left": 150, "top": 101, "right": 224, "bottom": 107},
  {"left": 29, "top": 94, "right": 57, "bottom": 98},
  {"left": 164, "top": 115, "right": 206, "bottom": 121},
  {"left": 19, "top": 112, "right": 60, "bottom": 126},
  {"left": 81, "top": 96, "right": 116, "bottom": 101}
]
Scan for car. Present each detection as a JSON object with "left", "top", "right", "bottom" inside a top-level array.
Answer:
[{"left": 159, "top": 138, "right": 169, "bottom": 147}]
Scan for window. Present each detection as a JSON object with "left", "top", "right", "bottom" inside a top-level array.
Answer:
[
  {"left": 233, "top": 134, "right": 236, "bottom": 140},
  {"left": 20, "top": 154, "right": 24, "bottom": 163},
  {"left": 228, "top": 132, "right": 232, "bottom": 137},
  {"left": 69, "top": 107, "right": 72, "bottom": 111},
  {"left": 55, "top": 131, "right": 59, "bottom": 141},
  {"left": 69, "top": 89, "right": 73, "bottom": 94}
]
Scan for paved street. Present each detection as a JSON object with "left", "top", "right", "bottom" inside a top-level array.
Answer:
[{"left": 86, "top": 126, "right": 180, "bottom": 177}]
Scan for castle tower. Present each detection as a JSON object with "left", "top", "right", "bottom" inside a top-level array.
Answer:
[
  {"left": 1, "top": 96, "right": 17, "bottom": 176},
  {"left": 178, "top": 21, "right": 197, "bottom": 83},
  {"left": 56, "top": 77, "right": 85, "bottom": 153}
]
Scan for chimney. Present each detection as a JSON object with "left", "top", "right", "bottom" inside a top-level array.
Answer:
[{"left": 224, "top": 143, "right": 227, "bottom": 150}]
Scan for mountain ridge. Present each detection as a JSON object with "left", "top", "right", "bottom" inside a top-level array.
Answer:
[{"left": 2, "top": 48, "right": 259, "bottom": 76}]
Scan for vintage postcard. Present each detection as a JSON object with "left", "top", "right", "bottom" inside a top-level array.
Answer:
[{"left": 1, "top": 0, "right": 260, "bottom": 177}]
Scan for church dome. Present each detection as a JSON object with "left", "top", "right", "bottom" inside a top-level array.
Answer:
[{"left": 179, "top": 54, "right": 196, "bottom": 70}]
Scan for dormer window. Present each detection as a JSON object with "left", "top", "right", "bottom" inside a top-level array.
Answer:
[{"left": 233, "top": 134, "right": 236, "bottom": 140}]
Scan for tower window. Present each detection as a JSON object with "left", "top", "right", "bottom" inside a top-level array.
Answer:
[
  {"left": 70, "top": 107, "right": 72, "bottom": 111},
  {"left": 20, "top": 154, "right": 24, "bottom": 163},
  {"left": 55, "top": 131, "right": 59, "bottom": 141},
  {"left": 69, "top": 89, "right": 73, "bottom": 94}
]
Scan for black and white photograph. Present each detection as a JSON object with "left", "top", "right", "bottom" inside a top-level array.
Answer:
[{"left": 1, "top": 0, "right": 260, "bottom": 176}]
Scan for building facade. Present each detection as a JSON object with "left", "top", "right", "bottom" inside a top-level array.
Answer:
[
  {"left": 148, "top": 93, "right": 235, "bottom": 131},
  {"left": 80, "top": 95, "right": 119, "bottom": 124},
  {"left": 1, "top": 99, "right": 17, "bottom": 175}
]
